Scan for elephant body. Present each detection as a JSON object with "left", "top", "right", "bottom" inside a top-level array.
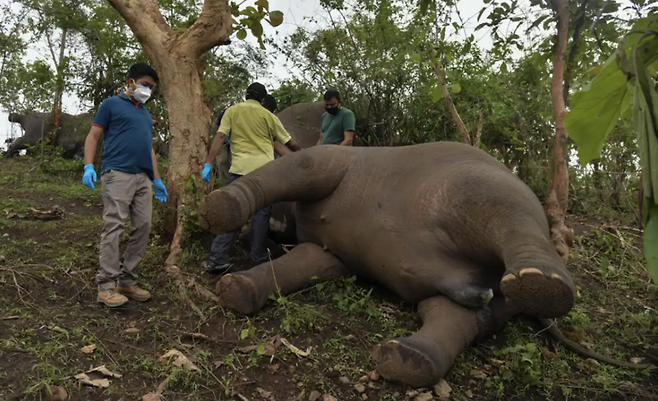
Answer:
[
  {"left": 199, "top": 142, "right": 576, "bottom": 388},
  {"left": 5, "top": 112, "right": 93, "bottom": 158}
]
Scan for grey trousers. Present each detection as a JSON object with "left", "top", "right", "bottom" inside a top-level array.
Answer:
[
  {"left": 97, "top": 170, "right": 152, "bottom": 290},
  {"left": 210, "top": 172, "right": 272, "bottom": 265}
]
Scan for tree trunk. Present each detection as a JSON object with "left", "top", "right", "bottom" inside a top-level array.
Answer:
[
  {"left": 53, "top": 28, "right": 67, "bottom": 129},
  {"left": 545, "top": 0, "right": 572, "bottom": 262}
]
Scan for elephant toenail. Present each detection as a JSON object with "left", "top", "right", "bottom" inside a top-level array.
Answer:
[
  {"left": 550, "top": 273, "right": 562, "bottom": 281},
  {"left": 519, "top": 268, "right": 543, "bottom": 277},
  {"left": 501, "top": 274, "right": 516, "bottom": 283}
]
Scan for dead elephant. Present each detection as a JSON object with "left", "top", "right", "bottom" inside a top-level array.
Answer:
[
  {"left": 5, "top": 112, "right": 93, "bottom": 158},
  {"left": 198, "top": 141, "right": 577, "bottom": 388}
]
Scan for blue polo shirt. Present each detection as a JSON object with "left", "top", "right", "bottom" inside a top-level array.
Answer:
[{"left": 92, "top": 93, "right": 154, "bottom": 180}]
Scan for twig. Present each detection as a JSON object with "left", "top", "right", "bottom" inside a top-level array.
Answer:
[
  {"left": 1, "top": 315, "right": 20, "bottom": 320},
  {"left": 83, "top": 327, "right": 121, "bottom": 368},
  {"left": 433, "top": 61, "right": 471, "bottom": 145}
]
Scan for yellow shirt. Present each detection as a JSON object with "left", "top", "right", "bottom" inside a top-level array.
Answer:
[{"left": 218, "top": 99, "right": 292, "bottom": 175}]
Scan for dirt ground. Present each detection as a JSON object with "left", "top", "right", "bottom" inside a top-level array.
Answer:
[{"left": 0, "top": 157, "right": 657, "bottom": 401}]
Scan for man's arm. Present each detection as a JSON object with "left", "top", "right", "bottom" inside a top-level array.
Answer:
[
  {"left": 340, "top": 110, "right": 356, "bottom": 146},
  {"left": 340, "top": 131, "right": 354, "bottom": 146},
  {"left": 284, "top": 138, "right": 302, "bottom": 152},
  {"left": 205, "top": 108, "right": 232, "bottom": 165},
  {"left": 205, "top": 133, "right": 227, "bottom": 165},
  {"left": 151, "top": 149, "right": 161, "bottom": 179},
  {"left": 273, "top": 140, "right": 292, "bottom": 156},
  {"left": 316, "top": 132, "right": 323, "bottom": 146},
  {"left": 83, "top": 125, "right": 104, "bottom": 165},
  {"left": 271, "top": 115, "right": 301, "bottom": 152}
]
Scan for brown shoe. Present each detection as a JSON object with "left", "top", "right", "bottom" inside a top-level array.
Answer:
[
  {"left": 117, "top": 285, "right": 152, "bottom": 302},
  {"left": 97, "top": 288, "right": 129, "bottom": 307}
]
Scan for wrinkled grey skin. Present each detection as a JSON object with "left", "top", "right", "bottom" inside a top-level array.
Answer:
[
  {"left": 5, "top": 112, "right": 93, "bottom": 159},
  {"left": 213, "top": 101, "right": 326, "bottom": 245}
]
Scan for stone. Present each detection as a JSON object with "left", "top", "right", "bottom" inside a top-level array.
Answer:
[
  {"left": 339, "top": 376, "right": 350, "bottom": 384},
  {"left": 354, "top": 384, "right": 366, "bottom": 393},
  {"left": 367, "top": 370, "right": 380, "bottom": 381},
  {"left": 308, "top": 391, "right": 321, "bottom": 401},
  {"left": 434, "top": 379, "right": 452, "bottom": 400}
]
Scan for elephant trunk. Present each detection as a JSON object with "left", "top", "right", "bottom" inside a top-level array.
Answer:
[{"left": 199, "top": 146, "right": 349, "bottom": 235}]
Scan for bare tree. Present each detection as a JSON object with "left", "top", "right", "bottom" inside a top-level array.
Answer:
[{"left": 545, "top": 0, "right": 572, "bottom": 262}]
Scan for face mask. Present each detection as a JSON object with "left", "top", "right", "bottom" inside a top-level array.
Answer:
[
  {"left": 133, "top": 84, "right": 151, "bottom": 104},
  {"left": 325, "top": 105, "right": 339, "bottom": 115}
]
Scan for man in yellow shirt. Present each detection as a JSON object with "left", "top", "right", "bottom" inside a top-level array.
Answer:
[{"left": 200, "top": 83, "right": 301, "bottom": 273}]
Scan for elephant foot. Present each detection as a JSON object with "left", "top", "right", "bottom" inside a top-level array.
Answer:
[
  {"left": 372, "top": 337, "right": 443, "bottom": 388},
  {"left": 216, "top": 273, "right": 266, "bottom": 315},
  {"left": 500, "top": 268, "right": 574, "bottom": 318},
  {"left": 199, "top": 189, "right": 246, "bottom": 234}
]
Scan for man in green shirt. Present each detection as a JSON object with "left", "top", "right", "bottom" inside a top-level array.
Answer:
[{"left": 317, "top": 89, "right": 356, "bottom": 146}]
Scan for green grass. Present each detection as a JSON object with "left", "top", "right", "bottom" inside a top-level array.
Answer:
[{"left": 0, "top": 155, "right": 657, "bottom": 401}]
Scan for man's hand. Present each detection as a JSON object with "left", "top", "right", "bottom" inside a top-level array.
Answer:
[
  {"left": 285, "top": 138, "right": 302, "bottom": 152},
  {"left": 202, "top": 163, "right": 212, "bottom": 182},
  {"left": 153, "top": 178, "right": 168, "bottom": 202},
  {"left": 82, "top": 164, "right": 97, "bottom": 190}
]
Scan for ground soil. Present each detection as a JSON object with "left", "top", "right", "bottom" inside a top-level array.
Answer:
[{"left": 0, "top": 157, "right": 657, "bottom": 401}]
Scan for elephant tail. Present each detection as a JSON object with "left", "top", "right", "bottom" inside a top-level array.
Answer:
[
  {"left": 539, "top": 318, "right": 656, "bottom": 370},
  {"left": 199, "top": 146, "right": 349, "bottom": 235}
]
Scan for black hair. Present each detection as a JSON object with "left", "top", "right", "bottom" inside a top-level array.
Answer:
[
  {"left": 246, "top": 82, "right": 267, "bottom": 102},
  {"left": 263, "top": 94, "right": 277, "bottom": 113},
  {"left": 323, "top": 89, "right": 341, "bottom": 102},
  {"left": 128, "top": 62, "right": 159, "bottom": 83}
]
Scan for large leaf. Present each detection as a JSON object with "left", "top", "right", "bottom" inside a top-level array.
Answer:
[
  {"left": 564, "top": 52, "right": 630, "bottom": 165},
  {"left": 633, "top": 37, "right": 658, "bottom": 207},
  {"left": 644, "top": 199, "right": 658, "bottom": 284}
]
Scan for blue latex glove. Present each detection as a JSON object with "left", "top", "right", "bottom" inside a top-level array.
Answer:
[
  {"left": 153, "top": 178, "right": 168, "bottom": 202},
  {"left": 202, "top": 163, "right": 212, "bottom": 182},
  {"left": 82, "top": 164, "right": 97, "bottom": 190}
]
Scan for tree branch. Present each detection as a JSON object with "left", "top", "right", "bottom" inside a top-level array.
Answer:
[
  {"left": 106, "top": 0, "right": 171, "bottom": 57},
  {"left": 433, "top": 61, "right": 471, "bottom": 144},
  {"left": 474, "top": 112, "right": 483, "bottom": 148},
  {"left": 563, "top": 0, "right": 589, "bottom": 107},
  {"left": 180, "top": 0, "right": 232, "bottom": 58}
]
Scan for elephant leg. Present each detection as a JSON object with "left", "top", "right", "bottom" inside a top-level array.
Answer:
[
  {"left": 498, "top": 230, "right": 575, "bottom": 318},
  {"left": 4, "top": 136, "right": 31, "bottom": 158},
  {"left": 199, "top": 146, "right": 349, "bottom": 235},
  {"left": 216, "top": 242, "right": 350, "bottom": 314},
  {"left": 372, "top": 296, "right": 519, "bottom": 388}
]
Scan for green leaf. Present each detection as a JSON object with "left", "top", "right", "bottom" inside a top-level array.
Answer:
[
  {"left": 256, "top": 0, "right": 269, "bottom": 11},
  {"left": 564, "top": 53, "right": 630, "bottom": 165},
  {"left": 475, "top": 22, "right": 488, "bottom": 31},
  {"left": 500, "top": 62, "right": 508, "bottom": 73},
  {"left": 644, "top": 200, "right": 658, "bottom": 284},
  {"left": 250, "top": 20, "right": 264, "bottom": 37},
  {"left": 236, "top": 29, "right": 247, "bottom": 40},
  {"left": 256, "top": 343, "right": 265, "bottom": 355},
  {"left": 268, "top": 10, "right": 284, "bottom": 27},
  {"left": 240, "top": 329, "right": 249, "bottom": 339},
  {"left": 448, "top": 83, "right": 461, "bottom": 94},
  {"left": 431, "top": 85, "right": 443, "bottom": 103},
  {"left": 410, "top": 53, "right": 421, "bottom": 62}
]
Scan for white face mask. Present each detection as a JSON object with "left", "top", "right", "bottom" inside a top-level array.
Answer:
[{"left": 133, "top": 84, "right": 151, "bottom": 104}]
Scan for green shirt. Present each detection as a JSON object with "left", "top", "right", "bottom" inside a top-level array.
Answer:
[{"left": 320, "top": 107, "right": 356, "bottom": 145}]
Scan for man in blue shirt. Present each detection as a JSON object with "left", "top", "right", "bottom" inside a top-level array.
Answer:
[{"left": 81, "top": 62, "right": 168, "bottom": 308}]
